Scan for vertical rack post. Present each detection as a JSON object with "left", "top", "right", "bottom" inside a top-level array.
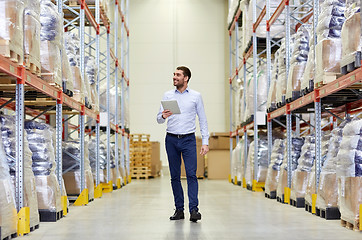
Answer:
[
  {"left": 126, "top": 0, "right": 130, "bottom": 179},
  {"left": 252, "top": 0, "right": 258, "bottom": 184},
  {"left": 114, "top": 0, "right": 120, "bottom": 180},
  {"left": 106, "top": 26, "right": 111, "bottom": 183},
  {"left": 15, "top": 66, "right": 25, "bottom": 212},
  {"left": 315, "top": 98, "right": 322, "bottom": 189},
  {"left": 121, "top": 0, "right": 126, "bottom": 180},
  {"left": 95, "top": 0, "right": 101, "bottom": 187},
  {"left": 243, "top": 58, "right": 247, "bottom": 187},
  {"left": 266, "top": 0, "right": 272, "bottom": 165}
]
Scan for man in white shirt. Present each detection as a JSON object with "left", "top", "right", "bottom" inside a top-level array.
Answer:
[{"left": 157, "top": 66, "right": 209, "bottom": 222}]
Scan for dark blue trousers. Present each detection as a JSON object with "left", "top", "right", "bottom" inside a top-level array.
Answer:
[{"left": 165, "top": 134, "right": 199, "bottom": 212}]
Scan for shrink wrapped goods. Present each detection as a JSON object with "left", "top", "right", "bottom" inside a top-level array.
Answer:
[
  {"left": 316, "top": 119, "right": 350, "bottom": 210},
  {"left": 315, "top": 0, "right": 346, "bottom": 83},
  {"left": 110, "top": 142, "right": 123, "bottom": 186},
  {"left": 0, "top": 140, "right": 17, "bottom": 239},
  {"left": 300, "top": 35, "right": 316, "bottom": 93},
  {"left": 286, "top": 25, "right": 311, "bottom": 101},
  {"left": 62, "top": 46, "right": 74, "bottom": 93},
  {"left": 276, "top": 137, "right": 304, "bottom": 200},
  {"left": 231, "top": 138, "right": 247, "bottom": 183},
  {"left": 245, "top": 135, "right": 268, "bottom": 186},
  {"left": 85, "top": 56, "right": 99, "bottom": 110},
  {"left": 0, "top": 116, "right": 40, "bottom": 227},
  {"left": 24, "top": 120, "right": 61, "bottom": 220},
  {"left": 335, "top": 118, "right": 362, "bottom": 226},
  {"left": 40, "top": 0, "right": 62, "bottom": 86},
  {"left": 290, "top": 135, "right": 315, "bottom": 201},
  {"left": 24, "top": 0, "right": 41, "bottom": 71},
  {"left": 88, "top": 139, "right": 114, "bottom": 183},
  {"left": 265, "top": 139, "right": 285, "bottom": 196},
  {"left": 0, "top": 0, "right": 24, "bottom": 61},
  {"left": 62, "top": 140, "right": 94, "bottom": 200},
  {"left": 340, "top": 1, "right": 361, "bottom": 71},
  {"left": 267, "top": 50, "right": 279, "bottom": 111},
  {"left": 100, "top": 85, "right": 122, "bottom": 120},
  {"left": 227, "top": 0, "right": 240, "bottom": 26}
]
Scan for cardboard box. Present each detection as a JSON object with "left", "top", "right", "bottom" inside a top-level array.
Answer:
[
  {"left": 209, "top": 132, "right": 235, "bottom": 150},
  {"left": 0, "top": 178, "right": 17, "bottom": 238},
  {"left": 338, "top": 177, "right": 362, "bottom": 225},
  {"left": 207, "top": 150, "right": 230, "bottom": 180},
  {"left": 316, "top": 172, "right": 338, "bottom": 209},
  {"left": 181, "top": 137, "right": 205, "bottom": 178},
  {"left": 35, "top": 174, "right": 61, "bottom": 212},
  {"left": 291, "top": 170, "right": 309, "bottom": 200},
  {"left": 151, "top": 141, "right": 161, "bottom": 176},
  {"left": 63, "top": 170, "right": 94, "bottom": 200}
]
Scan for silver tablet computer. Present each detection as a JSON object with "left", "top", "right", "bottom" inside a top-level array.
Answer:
[{"left": 161, "top": 100, "right": 181, "bottom": 114}]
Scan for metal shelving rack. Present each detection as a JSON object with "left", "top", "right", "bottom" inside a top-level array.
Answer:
[
  {"left": 0, "top": 0, "right": 131, "bottom": 226},
  {"left": 229, "top": 0, "right": 362, "bottom": 207}
]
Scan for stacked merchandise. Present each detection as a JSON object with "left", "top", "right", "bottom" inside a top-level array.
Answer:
[
  {"left": 336, "top": 118, "right": 362, "bottom": 227},
  {"left": 244, "top": 135, "right": 268, "bottom": 188},
  {"left": 130, "top": 134, "right": 152, "bottom": 179},
  {"left": 0, "top": 115, "right": 40, "bottom": 226},
  {"left": 265, "top": 139, "right": 285, "bottom": 198},
  {"left": 24, "top": 120, "right": 62, "bottom": 222},
  {"left": 227, "top": 0, "right": 240, "bottom": 27},
  {"left": 300, "top": 34, "right": 316, "bottom": 94},
  {"left": 39, "top": 0, "right": 62, "bottom": 86},
  {"left": 243, "top": 0, "right": 285, "bottom": 53},
  {"left": 88, "top": 138, "right": 112, "bottom": 184},
  {"left": 85, "top": 56, "right": 99, "bottom": 111},
  {"left": 276, "top": 137, "right": 305, "bottom": 201},
  {"left": 267, "top": 50, "right": 279, "bottom": 112},
  {"left": 275, "top": 36, "right": 296, "bottom": 106},
  {"left": 286, "top": 25, "right": 311, "bottom": 102},
  {"left": 244, "top": 65, "right": 268, "bottom": 122},
  {"left": 62, "top": 140, "right": 94, "bottom": 201},
  {"left": 290, "top": 135, "right": 315, "bottom": 207},
  {"left": 99, "top": 85, "right": 121, "bottom": 121},
  {"left": 340, "top": 0, "right": 361, "bottom": 73},
  {"left": 316, "top": 119, "right": 350, "bottom": 216},
  {"left": 305, "top": 132, "right": 331, "bottom": 209},
  {"left": 23, "top": 0, "right": 41, "bottom": 75},
  {"left": 64, "top": 32, "right": 93, "bottom": 106},
  {"left": 62, "top": 45, "right": 74, "bottom": 96},
  {"left": 315, "top": 0, "right": 346, "bottom": 85},
  {"left": 110, "top": 142, "right": 123, "bottom": 188},
  {"left": 231, "top": 138, "right": 243, "bottom": 184},
  {"left": 0, "top": 0, "right": 24, "bottom": 62}
]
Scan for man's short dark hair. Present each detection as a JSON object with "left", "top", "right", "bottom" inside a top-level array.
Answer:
[{"left": 177, "top": 66, "right": 191, "bottom": 82}]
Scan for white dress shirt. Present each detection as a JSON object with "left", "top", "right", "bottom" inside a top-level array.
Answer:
[{"left": 157, "top": 87, "right": 209, "bottom": 145}]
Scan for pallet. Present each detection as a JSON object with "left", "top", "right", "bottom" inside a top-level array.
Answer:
[
  {"left": 300, "top": 80, "right": 314, "bottom": 96},
  {"left": 29, "top": 224, "right": 40, "bottom": 233},
  {"left": 276, "top": 194, "right": 285, "bottom": 204},
  {"left": 39, "top": 209, "right": 63, "bottom": 222},
  {"left": 265, "top": 190, "right": 276, "bottom": 199},
  {"left": 341, "top": 218, "right": 361, "bottom": 231},
  {"left": 289, "top": 198, "right": 305, "bottom": 208},
  {"left": 1, "top": 231, "right": 17, "bottom": 240},
  {"left": 314, "top": 72, "right": 341, "bottom": 88},
  {"left": 131, "top": 174, "right": 151, "bottom": 180},
  {"left": 130, "top": 134, "right": 150, "bottom": 143},
  {"left": 341, "top": 51, "right": 361, "bottom": 75},
  {"left": 316, "top": 207, "right": 341, "bottom": 220},
  {"left": 24, "top": 55, "right": 41, "bottom": 77},
  {"left": 0, "top": 39, "right": 22, "bottom": 63},
  {"left": 305, "top": 202, "right": 313, "bottom": 214},
  {"left": 246, "top": 184, "right": 252, "bottom": 191},
  {"left": 286, "top": 91, "right": 301, "bottom": 103}
]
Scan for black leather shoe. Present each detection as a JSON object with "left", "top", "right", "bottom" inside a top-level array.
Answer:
[
  {"left": 170, "top": 209, "right": 184, "bottom": 220},
  {"left": 189, "top": 210, "right": 201, "bottom": 222}
]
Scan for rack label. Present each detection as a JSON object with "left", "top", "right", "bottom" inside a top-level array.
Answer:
[
  {"left": 42, "top": 85, "right": 46, "bottom": 90},
  {"left": 351, "top": 75, "right": 355, "bottom": 82},
  {"left": 27, "top": 75, "right": 31, "bottom": 82},
  {"left": 335, "top": 82, "right": 339, "bottom": 88},
  {"left": 10, "top": 65, "right": 14, "bottom": 74}
]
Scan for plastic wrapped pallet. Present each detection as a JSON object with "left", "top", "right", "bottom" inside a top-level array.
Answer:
[
  {"left": 0, "top": 0, "right": 24, "bottom": 62},
  {"left": 315, "top": 0, "right": 346, "bottom": 84},
  {"left": 286, "top": 25, "right": 311, "bottom": 101},
  {"left": 62, "top": 140, "right": 94, "bottom": 201},
  {"left": 231, "top": 139, "right": 243, "bottom": 184},
  {"left": 267, "top": 50, "right": 280, "bottom": 111},
  {"left": 300, "top": 35, "right": 316, "bottom": 93},
  {"left": 85, "top": 56, "right": 99, "bottom": 110},
  {"left": 316, "top": 119, "right": 351, "bottom": 210},
  {"left": 0, "top": 116, "right": 40, "bottom": 227},
  {"left": 110, "top": 142, "right": 123, "bottom": 187},
  {"left": 290, "top": 135, "right": 315, "bottom": 201},
  {"left": 305, "top": 132, "right": 331, "bottom": 206},
  {"left": 88, "top": 139, "right": 110, "bottom": 183},
  {"left": 0, "top": 138, "right": 17, "bottom": 239},
  {"left": 265, "top": 139, "right": 285, "bottom": 196},
  {"left": 340, "top": 1, "right": 361, "bottom": 71},
  {"left": 62, "top": 46, "right": 74, "bottom": 93},
  {"left": 100, "top": 85, "right": 122, "bottom": 120},
  {"left": 24, "top": 0, "right": 41, "bottom": 72},
  {"left": 244, "top": 135, "right": 268, "bottom": 187},
  {"left": 336, "top": 118, "right": 362, "bottom": 226},
  {"left": 276, "top": 137, "right": 305, "bottom": 200},
  {"left": 24, "top": 120, "right": 63, "bottom": 221},
  {"left": 40, "top": 0, "right": 62, "bottom": 86},
  {"left": 227, "top": 0, "right": 240, "bottom": 26}
]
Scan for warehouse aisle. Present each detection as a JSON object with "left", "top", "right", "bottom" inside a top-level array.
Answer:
[{"left": 24, "top": 175, "right": 360, "bottom": 240}]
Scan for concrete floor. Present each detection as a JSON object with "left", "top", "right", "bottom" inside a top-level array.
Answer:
[{"left": 24, "top": 175, "right": 361, "bottom": 240}]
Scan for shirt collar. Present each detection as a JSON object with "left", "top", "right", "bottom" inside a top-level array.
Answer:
[{"left": 175, "top": 87, "right": 190, "bottom": 94}]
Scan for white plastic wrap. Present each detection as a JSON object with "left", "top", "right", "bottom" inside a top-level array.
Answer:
[
  {"left": 267, "top": 50, "right": 279, "bottom": 110},
  {"left": 62, "top": 46, "right": 74, "bottom": 92},
  {"left": 338, "top": 176, "right": 362, "bottom": 226},
  {"left": 0, "top": 0, "right": 25, "bottom": 60},
  {"left": 24, "top": 0, "right": 41, "bottom": 68},
  {"left": 227, "top": 0, "right": 240, "bottom": 26},
  {"left": 100, "top": 85, "right": 122, "bottom": 120},
  {"left": 300, "top": 35, "right": 316, "bottom": 92},
  {"left": 40, "top": 0, "right": 62, "bottom": 85},
  {"left": 286, "top": 25, "right": 311, "bottom": 100},
  {"left": 265, "top": 139, "right": 285, "bottom": 195},
  {"left": 231, "top": 139, "right": 243, "bottom": 182},
  {"left": 315, "top": 0, "right": 346, "bottom": 79},
  {"left": 62, "top": 140, "right": 94, "bottom": 200},
  {"left": 245, "top": 136, "right": 268, "bottom": 186}
]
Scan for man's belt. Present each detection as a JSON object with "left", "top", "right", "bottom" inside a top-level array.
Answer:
[{"left": 167, "top": 132, "right": 195, "bottom": 139}]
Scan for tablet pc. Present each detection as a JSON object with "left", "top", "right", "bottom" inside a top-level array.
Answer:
[{"left": 161, "top": 100, "right": 181, "bottom": 114}]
